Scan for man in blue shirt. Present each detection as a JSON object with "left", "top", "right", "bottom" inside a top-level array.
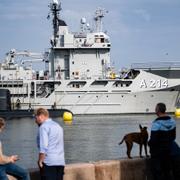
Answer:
[{"left": 34, "top": 108, "right": 65, "bottom": 180}]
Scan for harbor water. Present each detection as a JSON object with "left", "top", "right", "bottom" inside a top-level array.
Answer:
[{"left": 1, "top": 114, "right": 180, "bottom": 169}]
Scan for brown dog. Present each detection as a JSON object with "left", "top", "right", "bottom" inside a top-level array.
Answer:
[{"left": 118, "top": 124, "right": 149, "bottom": 159}]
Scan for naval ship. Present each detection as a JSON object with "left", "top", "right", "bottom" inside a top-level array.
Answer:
[{"left": 0, "top": 0, "right": 180, "bottom": 116}]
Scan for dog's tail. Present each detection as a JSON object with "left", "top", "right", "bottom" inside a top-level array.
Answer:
[{"left": 118, "top": 137, "right": 125, "bottom": 145}]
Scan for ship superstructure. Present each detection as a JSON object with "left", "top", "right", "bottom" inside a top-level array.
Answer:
[
  {"left": 0, "top": 0, "right": 180, "bottom": 115},
  {"left": 47, "top": 1, "right": 111, "bottom": 81}
]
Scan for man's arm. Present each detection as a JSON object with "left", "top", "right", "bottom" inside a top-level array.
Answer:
[
  {"left": 38, "top": 126, "right": 49, "bottom": 168},
  {"left": 38, "top": 153, "right": 45, "bottom": 168}
]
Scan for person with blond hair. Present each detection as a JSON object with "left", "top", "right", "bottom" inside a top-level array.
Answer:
[
  {"left": 0, "top": 118, "right": 30, "bottom": 180},
  {"left": 34, "top": 108, "right": 65, "bottom": 180}
]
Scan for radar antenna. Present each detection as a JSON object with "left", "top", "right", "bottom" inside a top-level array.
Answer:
[
  {"left": 94, "top": 8, "right": 108, "bottom": 32},
  {"left": 48, "top": 0, "right": 62, "bottom": 46}
]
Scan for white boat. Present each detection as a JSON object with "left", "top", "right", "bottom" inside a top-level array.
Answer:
[{"left": 0, "top": 0, "right": 180, "bottom": 115}]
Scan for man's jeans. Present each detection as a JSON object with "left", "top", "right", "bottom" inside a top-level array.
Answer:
[
  {"left": 40, "top": 163, "right": 64, "bottom": 180},
  {"left": 0, "top": 163, "right": 30, "bottom": 180}
]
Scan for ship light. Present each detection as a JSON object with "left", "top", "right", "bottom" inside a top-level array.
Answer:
[
  {"left": 175, "top": 108, "right": 180, "bottom": 118},
  {"left": 63, "top": 111, "right": 73, "bottom": 122}
]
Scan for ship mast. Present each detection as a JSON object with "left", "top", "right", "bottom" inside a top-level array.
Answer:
[
  {"left": 94, "top": 8, "right": 108, "bottom": 32},
  {"left": 48, "top": 0, "right": 62, "bottom": 47}
]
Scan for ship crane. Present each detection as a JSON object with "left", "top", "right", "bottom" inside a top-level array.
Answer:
[
  {"left": 20, "top": 58, "right": 45, "bottom": 65},
  {"left": 5, "top": 49, "right": 44, "bottom": 66}
]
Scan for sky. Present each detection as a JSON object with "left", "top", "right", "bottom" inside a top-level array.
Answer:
[{"left": 0, "top": 0, "right": 180, "bottom": 71}]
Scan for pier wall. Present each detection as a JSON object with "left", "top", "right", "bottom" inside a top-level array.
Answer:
[{"left": 8, "top": 158, "right": 153, "bottom": 180}]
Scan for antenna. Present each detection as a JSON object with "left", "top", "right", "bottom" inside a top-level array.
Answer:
[
  {"left": 94, "top": 8, "right": 108, "bottom": 32},
  {"left": 80, "top": 17, "right": 86, "bottom": 32}
]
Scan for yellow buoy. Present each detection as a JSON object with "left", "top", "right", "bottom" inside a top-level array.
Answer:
[
  {"left": 175, "top": 108, "right": 180, "bottom": 117},
  {"left": 63, "top": 111, "right": 73, "bottom": 122}
]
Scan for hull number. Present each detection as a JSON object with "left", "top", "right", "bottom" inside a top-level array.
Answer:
[{"left": 140, "top": 79, "right": 168, "bottom": 88}]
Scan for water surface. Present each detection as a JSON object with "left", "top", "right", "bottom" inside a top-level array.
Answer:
[{"left": 1, "top": 114, "right": 180, "bottom": 169}]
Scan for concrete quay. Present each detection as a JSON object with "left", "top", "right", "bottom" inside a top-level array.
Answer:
[{"left": 8, "top": 158, "right": 153, "bottom": 180}]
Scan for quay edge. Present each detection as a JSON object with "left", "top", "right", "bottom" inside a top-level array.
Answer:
[{"left": 8, "top": 158, "right": 155, "bottom": 180}]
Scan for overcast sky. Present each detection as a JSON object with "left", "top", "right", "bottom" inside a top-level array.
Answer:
[{"left": 0, "top": 0, "right": 180, "bottom": 70}]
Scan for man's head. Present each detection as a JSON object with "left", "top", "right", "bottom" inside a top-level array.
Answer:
[
  {"left": 0, "top": 118, "right": 5, "bottom": 132},
  {"left": 155, "top": 103, "right": 166, "bottom": 116},
  {"left": 34, "top": 108, "right": 49, "bottom": 125}
]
